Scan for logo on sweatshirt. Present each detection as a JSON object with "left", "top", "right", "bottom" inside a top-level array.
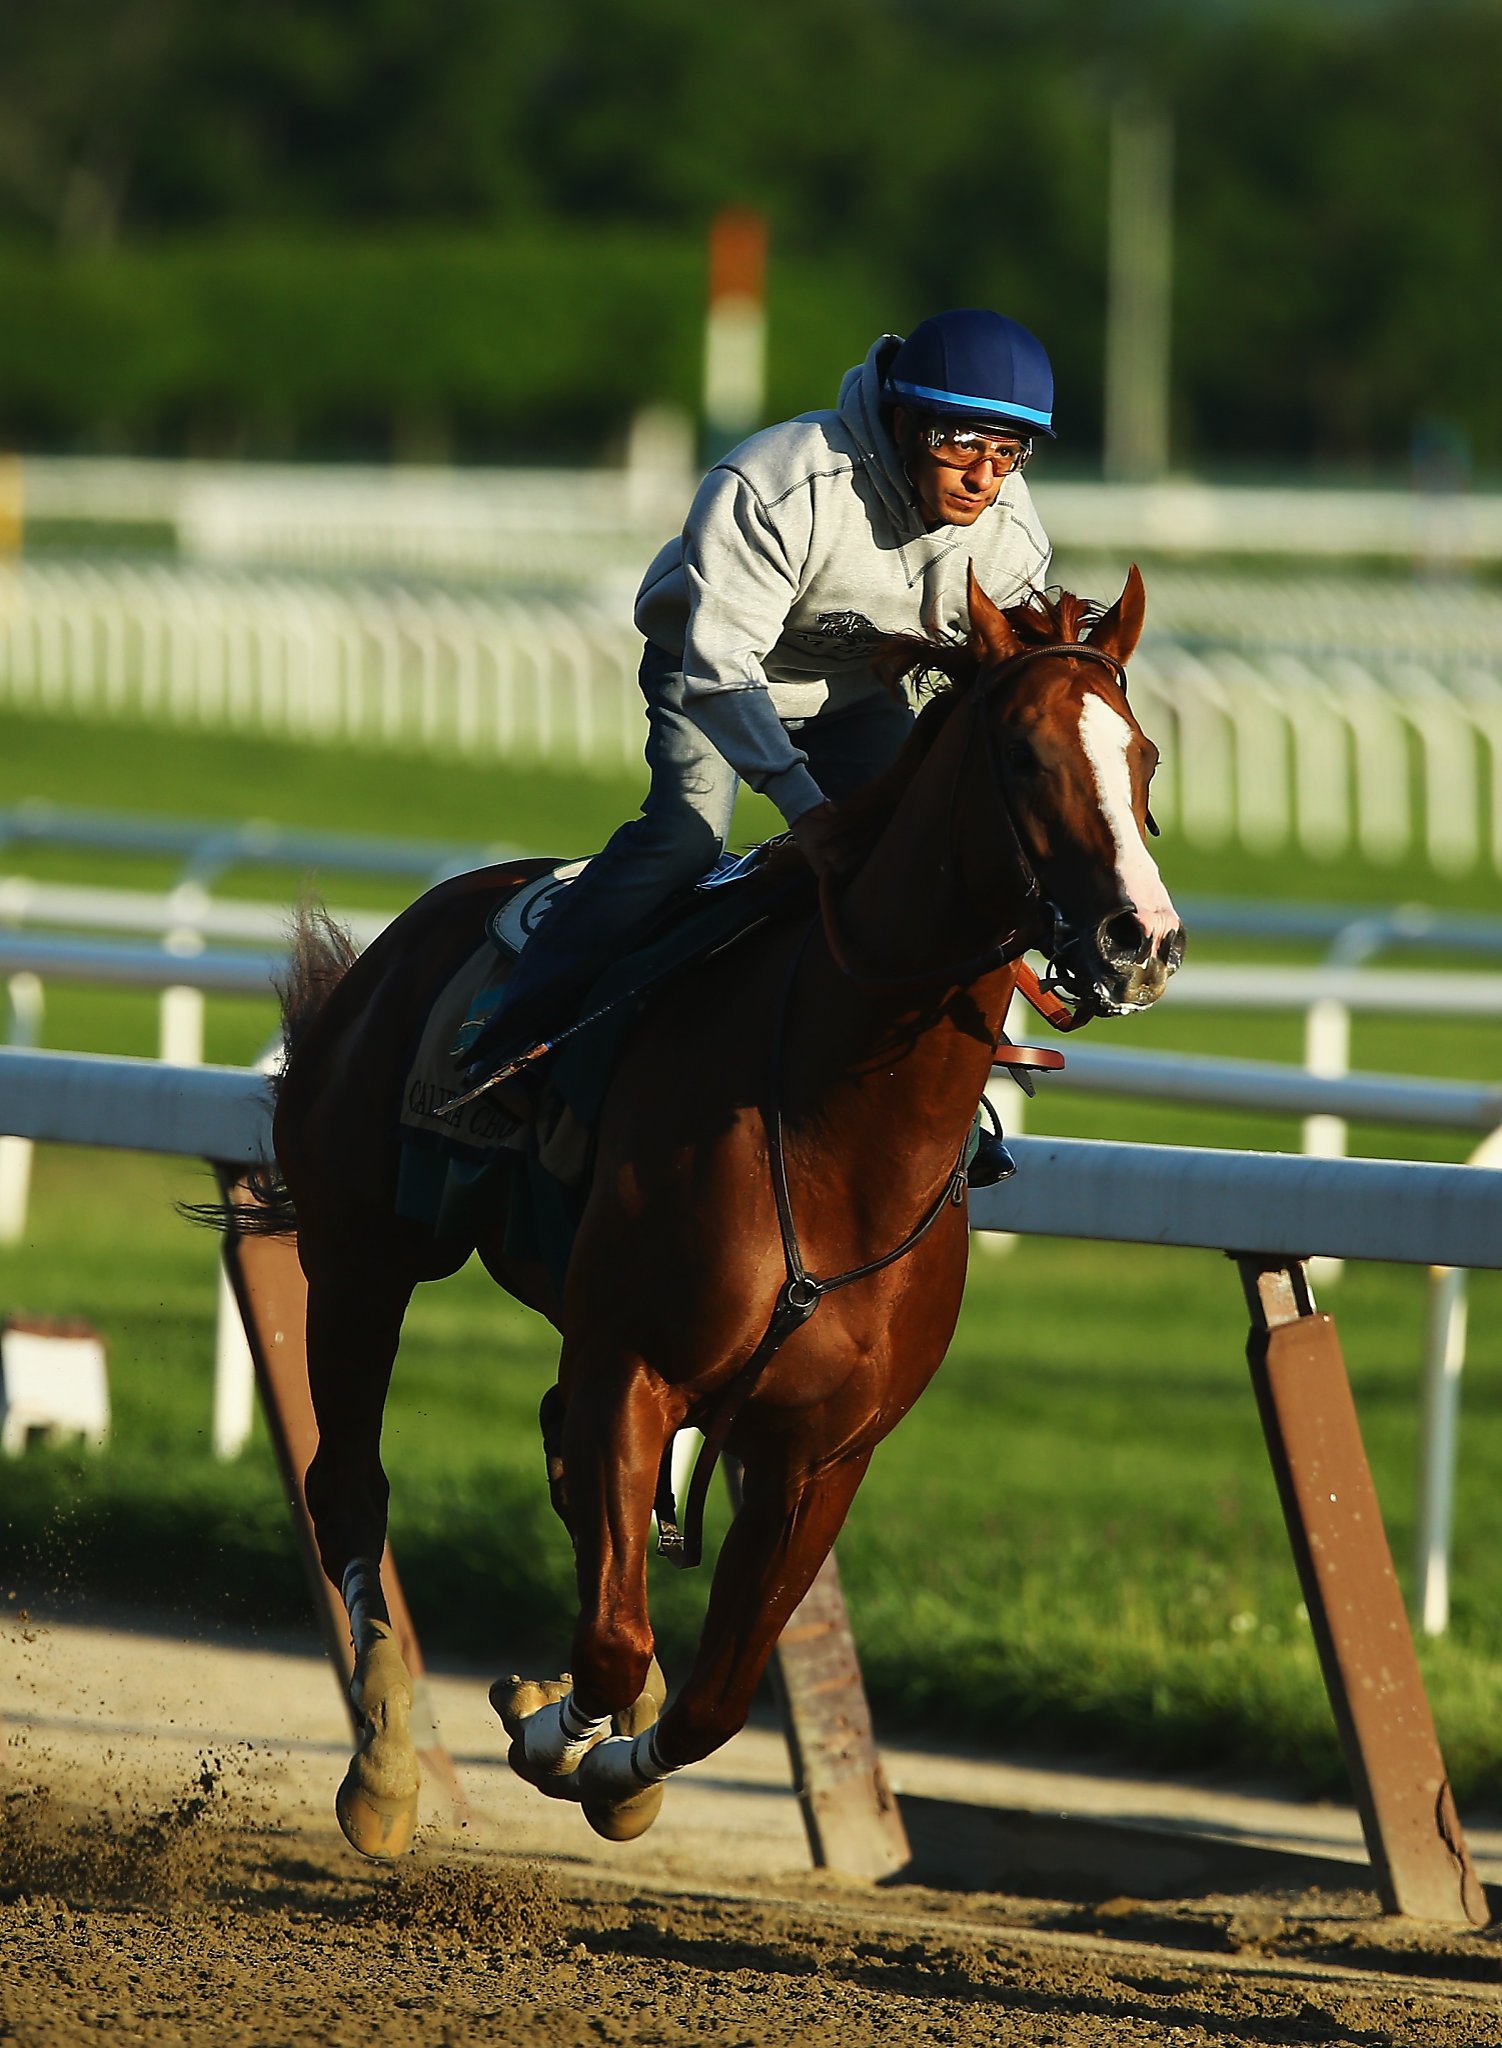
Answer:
[{"left": 812, "top": 610, "right": 880, "bottom": 649}]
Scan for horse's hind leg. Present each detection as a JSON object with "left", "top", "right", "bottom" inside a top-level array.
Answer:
[
  {"left": 300, "top": 1236, "right": 421, "bottom": 1859},
  {"left": 574, "top": 1441, "right": 870, "bottom": 1817}
]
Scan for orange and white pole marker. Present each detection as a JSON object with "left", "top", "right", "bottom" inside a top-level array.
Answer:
[
  {"left": 703, "top": 207, "right": 767, "bottom": 461},
  {"left": 0, "top": 457, "right": 20, "bottom": 557}
]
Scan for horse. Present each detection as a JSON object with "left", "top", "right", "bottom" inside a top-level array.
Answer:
[{"left": 255, "top": 565, "right": 1184, "bottom": 1858}]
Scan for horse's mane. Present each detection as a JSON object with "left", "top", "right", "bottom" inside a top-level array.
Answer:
[{"left": 776, "top": 585, "right": 1103, "bottom": 873}]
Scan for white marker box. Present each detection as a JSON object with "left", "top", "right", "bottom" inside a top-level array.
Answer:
[{"left": 0, "top": 1316, "right": 110, "bottom": 1455}]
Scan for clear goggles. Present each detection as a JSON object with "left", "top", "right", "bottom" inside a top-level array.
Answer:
[{"left": 920, "top": 423, "right": 1033, "bottom": 473}]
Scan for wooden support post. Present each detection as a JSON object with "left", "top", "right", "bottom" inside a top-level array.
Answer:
[
  {"left": 727, "top": 1463, "right": 909, "bottom": 1879},
  {"left": 1237, "top": 1252, "right": 1487, "bottom": 1926},
  {"left": 213, "top": 1168, "right": 467, "bottom": 1823}
]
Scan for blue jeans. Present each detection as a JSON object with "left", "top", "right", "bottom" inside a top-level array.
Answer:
[{"left": 496, "top": 642, "right": 914, "bottom": 1024}]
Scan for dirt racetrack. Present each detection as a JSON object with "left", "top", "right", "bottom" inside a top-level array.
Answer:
[{"left": 5, "top": 1604, "right": 1502, "bottom": 2046}]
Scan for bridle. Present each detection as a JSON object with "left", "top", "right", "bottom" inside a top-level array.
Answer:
[{"left": 818, "top": 636, "right": 1135, "bottom": 1030}]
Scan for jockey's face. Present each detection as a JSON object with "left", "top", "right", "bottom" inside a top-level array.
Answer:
[{"left": 893, "top": 406, "right": 1018, "bottom": 529}]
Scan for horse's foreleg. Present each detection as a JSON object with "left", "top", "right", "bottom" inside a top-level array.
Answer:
[
  {"left": 573, "top": 1442, "right": 871, "bottom": 1821},
  {"left": 301, "top": 1249, "right": 420, "bottom": 1859},
  {"left": 497, "top": 1357, "right": 670, "bottom": 1839}
]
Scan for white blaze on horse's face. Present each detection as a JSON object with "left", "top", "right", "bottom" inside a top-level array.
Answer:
[{"left": 1077, "top": 690, "right": 1180, "bottom": 951}]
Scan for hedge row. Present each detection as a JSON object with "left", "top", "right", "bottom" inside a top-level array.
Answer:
[{"left": 0, "top": 231, "right": 896, "bottom": 463}]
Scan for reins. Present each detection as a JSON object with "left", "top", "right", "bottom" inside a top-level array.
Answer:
[{"left": 816, "top": 869, "right": 1027, "bottom": 990}]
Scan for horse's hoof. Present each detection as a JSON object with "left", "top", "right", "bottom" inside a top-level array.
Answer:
[
  {"left": 577, "top": 1737, "right": 666, "bottom": 1843},
  {"left": 613, "top": 1657, "right": 668, "bottom": 1738},
  {"left": 582, "top": 1777, "right": 663, "bottom": 1842},
  {"left": 339, "top": 1625, "right": 420, "bottom": 1859},
  {"left": 506, "top": 1736, "right": 583, "bottom": 1801},
  {"left": 489, "top": 1673, "right": 571, "bottom": 1743},
  {"left": 336, "top": 1766, "right": 419, "bottom": 1859}
]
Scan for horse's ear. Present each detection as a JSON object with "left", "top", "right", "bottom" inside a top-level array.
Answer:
[
  {"left": 1087, "top": 563, "right": 1147, "bottom": 665},
  {"left": 966, "top": 564, "right": 1026, "bottom": 665}
]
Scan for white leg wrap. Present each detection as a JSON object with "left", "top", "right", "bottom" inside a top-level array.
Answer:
[
  {"left": 631, "top": 1728, "right": 677, "bottom": 1784},
  {"left": 522, "top": 1692, "right": 612, "bottom": 1779},
  {"left": 340, "top": 1555, "right": 388, "bottom": 1650},
  {"left": 580, "top": 1727, "right": 680, "bottom": 1796}
]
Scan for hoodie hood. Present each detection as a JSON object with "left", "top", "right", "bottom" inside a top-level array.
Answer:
[{"left": 836, "top": 335, "right": 916, "bottom": 529}]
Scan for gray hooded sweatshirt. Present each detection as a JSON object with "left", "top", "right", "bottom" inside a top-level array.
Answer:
[{"left": 633, "top": 333, "right": 1052, "bottom": 825}]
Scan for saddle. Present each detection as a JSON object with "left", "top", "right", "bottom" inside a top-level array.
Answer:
[
  {"left": 393, "top": 843, "right": 810, "bottom": 1270},
  {"left": 447, "top": 842, "right": 801, "bottom": 1073}
]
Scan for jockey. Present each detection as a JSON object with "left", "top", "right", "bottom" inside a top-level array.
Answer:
[{"left": 469, "top": 307, "right": 1057, "bottom": 1180}]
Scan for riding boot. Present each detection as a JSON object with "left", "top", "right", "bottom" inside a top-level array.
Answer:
[{"left": 967, "top": 1126, "right": 1017, "bottom": 1188}]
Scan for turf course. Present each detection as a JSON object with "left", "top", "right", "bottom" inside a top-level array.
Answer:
[{"left": 2, "top": 705, "right": 1500, "bottom": 1802}]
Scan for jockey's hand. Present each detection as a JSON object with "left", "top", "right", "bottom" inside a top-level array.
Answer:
[{"left": 789, "top": 801, "right": 853, "bottom": 881}]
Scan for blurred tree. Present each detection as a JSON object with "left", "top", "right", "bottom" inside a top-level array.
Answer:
[
  {"left": 1175, "top": 0, "right": 1502, "bottom": 469},
  {"left": 0, "top": 0, "right": 1497, "bottom": 474},
  {"left": 0, "top": 0, "right": 189, "bottom": 246}
]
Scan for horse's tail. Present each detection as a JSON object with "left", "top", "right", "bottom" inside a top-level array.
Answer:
[
  {"left": 278, "top": 901, "right": 362, "bottom": 1073},
  {"left": 183, "top": 903, "right": 361, "bottom": 1237}
]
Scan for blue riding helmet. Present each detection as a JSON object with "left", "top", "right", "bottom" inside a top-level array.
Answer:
[{"left": 886, "top": 308, "right": 1057, "bottom": 439}]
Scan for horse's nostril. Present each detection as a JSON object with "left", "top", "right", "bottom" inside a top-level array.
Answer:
[{"left": 1096, "top": 910, "right": 1151, "bottom": 966}]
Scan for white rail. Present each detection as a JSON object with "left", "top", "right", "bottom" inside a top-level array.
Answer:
[
  {"left": 4, "top": 557, "right": 1502, "bottom": 871},
  {"left": 0, "top": 1047, "right": 270, "bottom": 1162},
  {"left": 2, "top": 926, "right": 1499, "bottom": 1135},
  {"left": 1, "top": 1044, "right": 1496, "bottom": 1264},
  {"left": 0, "top": 875, "right": 388, "bottom": 949},
  {"left": 1052, "top": 1044, "right": 1502, "bottom": 1133},
  {"left": 22, "top": 455, "right": 1502, "bottom": 569},
  {"left": 0, "top": 797, "right": 514, "bottom": 889}
]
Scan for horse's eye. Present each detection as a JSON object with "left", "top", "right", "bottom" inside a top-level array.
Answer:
[{"left": 1005, "top": 740, "right": 1036, "bottom": 776}]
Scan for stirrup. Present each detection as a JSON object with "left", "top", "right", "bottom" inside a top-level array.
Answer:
[{"left": 967, "top": 1128, "right": 1017, "bottom": 1188}]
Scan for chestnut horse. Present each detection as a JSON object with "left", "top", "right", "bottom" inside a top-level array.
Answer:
[{"left": 261, "top": 567, "right": 1183, "bottom": 1856}]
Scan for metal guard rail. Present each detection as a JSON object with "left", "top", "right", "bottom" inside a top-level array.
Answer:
[{"left": 1, "top": 1047, "right": 1497, "bottom": 1271}]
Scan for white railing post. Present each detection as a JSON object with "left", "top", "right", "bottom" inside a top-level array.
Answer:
[
  {"left": 1412, "top": 1121, "right": 1502, "bottom": 1636},
  {"left": 1302, "top": 995, "right": 1351, "bottom": 1160},
  {"left": 212, "top": 1261, "right": 257, "bottom": 1459},
  {"left": 1415, "top": 1264, "right": 1468, "bottom": 1637},
  {"left": 159, "top": 981, "right": 206, "bottom": 1065},
  {"left": 160, "top": 895, "right": 209, "bottom": 1067},
  {"left": 211, "top": 1034, "right": 284, "bottom": 1460},
  {"left": 1302, "top": 993, "right": 1350, "bottom": 1288},
  {"left": 0, "top": 970, "right": 43, "bottom": 1244}
]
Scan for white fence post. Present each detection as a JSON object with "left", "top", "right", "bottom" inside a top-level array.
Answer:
[
  {"left": 1415, "top": 1264, "right": 1468, "bottom": 1638},
  {"left": 1303, "top": 995, "right": 1350, "bottom": 1285},
  {"left": 212, "top": 1262, "right": 257, "bottom": 1460},
  {"left": 1412, "top": 1121, "right": 1502, "bottom": 1636},
  {"left": 0, "top": 971, "right": 43, "bottom": 1244}
]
